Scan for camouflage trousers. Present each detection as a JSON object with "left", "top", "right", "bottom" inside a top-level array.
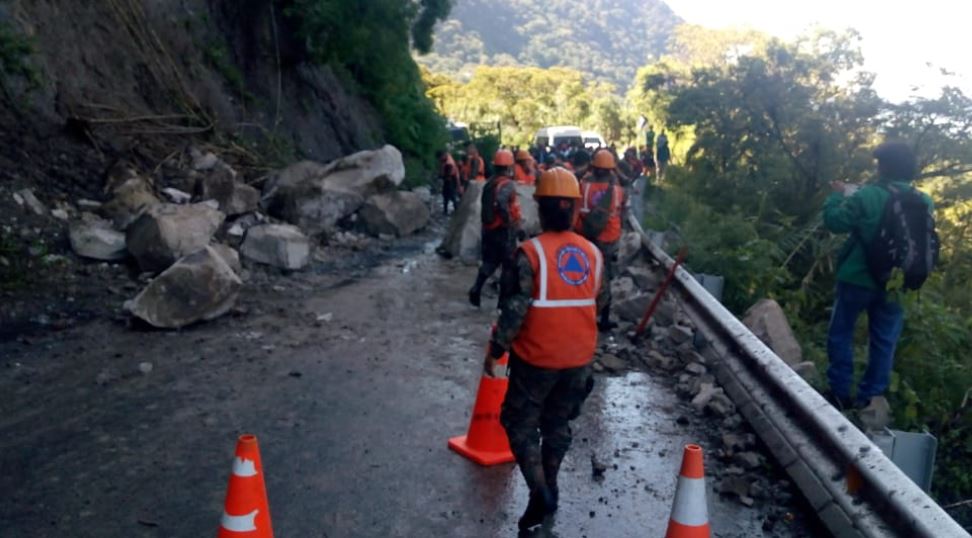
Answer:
[{"left": 500, "top": 354, "right": 594, "bottom": 490}]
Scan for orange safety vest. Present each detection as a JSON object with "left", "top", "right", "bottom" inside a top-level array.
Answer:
[
  {"left": 577, "top": 179, "right": 624, "bottom": 243},
  {"left": 463, "top": 155, "right": 486, "bottom": 182},
  {"left": 482, "top": 176, "right": 521, "bottom": 231},
  {"left": 514, "top": 163, "right": 536, "bottom": 186},
  {"left": 512, "top": 232, "right": 602, "bottom": 369},
  {"left": 441, "top": 154, "right": 460, "bottom": 186}
]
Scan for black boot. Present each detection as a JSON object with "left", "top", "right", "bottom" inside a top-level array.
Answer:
[
  {"left": 517, "top": 459, "right": 555, "bottom": 530},
  {"left": 468, "top": 286, "right": 481, "bottom": 308},
  {"left": 518, "top": 487, "right": 555, "bottom": 531}
]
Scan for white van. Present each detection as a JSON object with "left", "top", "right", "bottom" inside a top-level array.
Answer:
[
  {"left": 534, "top": 126, "right": 583, "bottom": 149},
  {"left": 582, "top": 131, "right": 607, "bottom": 150}
]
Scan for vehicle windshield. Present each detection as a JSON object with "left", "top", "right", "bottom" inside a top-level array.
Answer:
[{"left": 553, "top": 135, "right": 583, "bottom": 146}]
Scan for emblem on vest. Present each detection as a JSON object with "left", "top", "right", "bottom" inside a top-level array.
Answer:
[{"left": 557, "top": 245, "right": 591, "bottom": 286}]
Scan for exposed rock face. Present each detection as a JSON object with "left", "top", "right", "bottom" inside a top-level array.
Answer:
[
  {"left": 437, "top": 181, "right": 540, "bottom": 263},
  {"left": 68, "top": 215, "right": 127, "bottom": 261},
  {"left": 101, "top": 177, "right": 161, "bottom": 230},
  {"left": 742, "top": 299, "right": 802, "bottom": 366},
  {"left": 359, "top": 191, "right": 430, "bottom": 237},
  {"left": 514, "top": 184, "right": 541, "bottom": 237},
  {"left": 618, "top": 231, "right": 645, "bottom": 267},
  {"left": 317, "top": 145, "right": 405, "bottom": 196},
  {"left": 125, "top": 246, "right": 242, "bottom": 329},
  {"left": 240, "top": 224, "right": 311, "bottom": 270},
  {"left": 125, "top": 203, "right": 225, "bottom": 273},
  {"left": 261, "top": 146, "right": 405, "bottom": 236},
  {"left": 210, "top": 243, "right": 242, "bottom": 275},
  {"left": 193, "top": 162, "right": 259, "bottom": 216},
  {"left": 263, "top": 181, "right": 363, "bottom": 237}
]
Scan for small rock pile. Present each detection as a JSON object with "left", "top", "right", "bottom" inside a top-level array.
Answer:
[{"left": 592, "top": 230, "right": 799, "bottom": 523}]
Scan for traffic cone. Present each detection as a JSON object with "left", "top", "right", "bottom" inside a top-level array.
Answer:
[
  {"left": 218, "top": 434, "right": 274, "bottom": 538},
  {"left": 448, "top": 350, "right": 516, "bottom": 466},
  {"left": 665, "top": 444, "right": 711, "bottom": 538}
]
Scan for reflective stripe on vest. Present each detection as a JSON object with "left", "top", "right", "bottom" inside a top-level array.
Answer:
[{"left": 531, "top": 237, "right": 602, "bottom": 308}]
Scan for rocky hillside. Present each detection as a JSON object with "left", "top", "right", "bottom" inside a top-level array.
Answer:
[
  {"left": 0, "top": 0, "right": 382, "bottom": 186},
  {"left": 417, "top": 0, "right": 681, "bottom": 89},
  {"left": 0, "top": 0, "right": 443, "bottom": 329}
]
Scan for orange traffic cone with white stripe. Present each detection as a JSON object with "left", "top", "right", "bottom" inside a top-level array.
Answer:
[
  {"left": 665, "top": 444, "right": 711, "bottom": 538},
  {"left": 218, "top": 434, "right": 274, "bottom": 538},
  {"left": 448, "top": 345, "right": 515, "bottom": 466}
]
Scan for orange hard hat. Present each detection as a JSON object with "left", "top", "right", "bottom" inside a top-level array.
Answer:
[
  {"left": 592, "top": 149, "right": 616, "bottom": 169},
  {"left": 535, "top": 167, "right": 581, "bottom": 199},
  {"left": 515, "top": 149, "right": 532, "bottom": 162},
  {"left": 493, "top": 149, "right": 515, "bottom": 167}
]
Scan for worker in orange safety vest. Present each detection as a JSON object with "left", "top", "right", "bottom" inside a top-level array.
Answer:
[
  {"left": 514, "top": 150, "right": 537, "bottom": 186},
  {"left": 437, "top": 150, "right": 463, "bottom": 216},
  {"left": 463, "top": 144, "right": 487, "bottom": 184},
  {"left": 484, "top": 167, "right": 607, "bottom": 532},
  {"left": 468, "top": 149, "right": 522, "bottom": 308},
  {"left": 575, "top": 149, "right": 628, "bottom": 332}
]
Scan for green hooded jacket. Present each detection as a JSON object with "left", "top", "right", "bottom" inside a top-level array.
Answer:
[{"left": 823, "top": 178, "right": 934, "bottom": 290}]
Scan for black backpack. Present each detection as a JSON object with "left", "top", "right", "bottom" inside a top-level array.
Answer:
[{"left": 863, "top": 185, "right": 939, "bottom": 290}]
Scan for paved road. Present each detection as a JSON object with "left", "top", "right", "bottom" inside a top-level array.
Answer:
[{"left": 0, "top": 235, "right": 810, "bottom": 537}]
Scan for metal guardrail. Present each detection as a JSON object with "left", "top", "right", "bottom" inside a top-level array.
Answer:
[{"left": 629, "top": 216, "right": 969, "bottom": 538}]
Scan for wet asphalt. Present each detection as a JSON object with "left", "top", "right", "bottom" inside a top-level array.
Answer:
[{"left": 0, "top": 231, "right": 811, "bottom": 537}]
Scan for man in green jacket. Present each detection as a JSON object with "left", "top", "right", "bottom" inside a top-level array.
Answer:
[{"left": 822, "top": 142, "right": 932, "bottom": 409}]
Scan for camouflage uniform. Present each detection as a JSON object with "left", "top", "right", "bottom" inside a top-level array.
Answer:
[
  {"left": 469, "top": 177, "right": 519, "bottom": 306},
  {"left": 490, "top": 250, "right": 607, "bottom": 499}
]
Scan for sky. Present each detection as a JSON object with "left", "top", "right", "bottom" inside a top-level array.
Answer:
[{"left": 664, "top": 0, "right": 972, "bottom": 103}]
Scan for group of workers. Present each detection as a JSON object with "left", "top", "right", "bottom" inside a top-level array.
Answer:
[{"left": 438, "top": 142, "right": 640, "bottom": 531}]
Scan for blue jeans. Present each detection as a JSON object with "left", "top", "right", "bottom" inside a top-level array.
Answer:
[{"left": 826, "top": 282, "right": 903, "bottom": 405}]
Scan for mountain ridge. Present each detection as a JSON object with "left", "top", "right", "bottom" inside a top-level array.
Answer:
[{"left": 417, "top": 0, "right": 682, "bottom": 90}]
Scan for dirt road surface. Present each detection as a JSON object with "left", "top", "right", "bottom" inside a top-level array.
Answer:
[{"left": 1, "top": 226, "right": 813, "bottom": 537}]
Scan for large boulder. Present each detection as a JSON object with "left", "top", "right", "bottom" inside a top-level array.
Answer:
[
  {"left": 126, "top": 203, "right": 225, "bottom": 273},
  {"left": 68, "top": 215, "right": 127, "bottom": 261},
  {"left": 240, "top": 224, "right": 311, "bottom": 270},
  {"left": 438, "top": 182, "right": 484, "bottom": 264},
  {"left": 261, "top": 146, "right": 405, "bottom": 235},
  {"left": 263, "top": 181, "right": 362, "bottom": 236},
  {"left": 515, "top": 184, "right": 541, "bottom": 237},
  {"left": 359, "top": 191, "right": 430, "bottom": 237},
  {"left": 742, "top": 299, "right": 802, "bottom": 365},
  {"left": 101, "top": 177, "right": 161, "bottom": 230},
  {"left": 125, "top": 246, "right": 242, "bottom": 329},
  {"left": 437, "top": 181, "right": 540, "bottom": 263},
  {"left": 317, "top": 144, "right": 405, "bottom": 196},
  {"left": 618, "top": 231, "right": 645, "bottom": 267}
]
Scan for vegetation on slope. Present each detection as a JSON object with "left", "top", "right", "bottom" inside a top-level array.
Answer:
[
  {"left": 285, "top": 0, "right": 452, "bottom": 182},
  {"left": 418, "top": 0, "right": 680, "bottom": 90}
]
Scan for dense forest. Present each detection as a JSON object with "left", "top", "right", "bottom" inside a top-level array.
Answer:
[{"left": 417, "top": 0, "right": 680, "bottom": 90}]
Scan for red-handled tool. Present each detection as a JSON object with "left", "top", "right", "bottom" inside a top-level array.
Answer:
[{"left": 635, "top": 247, "right": 688, "bottom": 337}]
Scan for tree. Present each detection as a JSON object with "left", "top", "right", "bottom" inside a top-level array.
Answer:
[{"left": 427, "top": 65, "right": 629, "bottom": 147}]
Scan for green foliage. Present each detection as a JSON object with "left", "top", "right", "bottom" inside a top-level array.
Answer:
[
  {"left": 0, "top": 230, "right": 28, "bottom": 290},
  {"left": 426, "top": 65, "right": 631, "bottom": 147},
  {"left": 647, "top": 178, "right": 788, "bottom": 312},
  {"left": 203, "top": 40, "right": 255, "bottom": 104},
  {"left": 639, "top": 27, "right": 972, "bottom": 518},
  {"left": 416, "top": 0, "right": 679, "bottom": 90},
  {"left": 285, "top": 0, "right": 450, "bottom": 182},
  {"left": 0, "top": 21, "right": 40, "bottom": 95}
]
